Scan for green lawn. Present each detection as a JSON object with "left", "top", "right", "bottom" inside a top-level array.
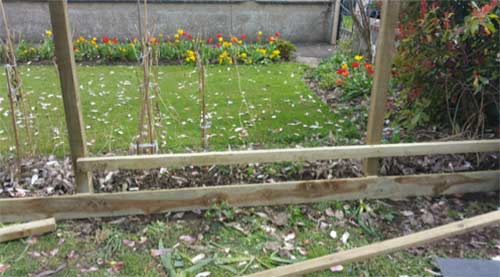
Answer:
[
  {"left": 0, "top": 63, "right": 359, "bottom": 156},
  {"left": 1, "top": 197, "right": 497, "bottom": 276}
]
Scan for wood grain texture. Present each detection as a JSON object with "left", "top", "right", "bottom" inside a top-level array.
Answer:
[
  {"left": 364, "top": 0, "right": 401, "bottom": 175},
  {"left": 246, "top": 210, "right": 500, "bottom": 276},
  {"left": 330, "top": 0, "right": 341, "bottom": 44},
  {"left": 49, "top": 0, "right": 92, "bottom": 193},
  {"left": 0, "top": 218, "right": 56, "bottom": 243},
  {"left": 1, "top": 170, "right": 498, "bottom": 223},
  {"left": 77, "top": 140, "right": 500, "bottom": 171}
]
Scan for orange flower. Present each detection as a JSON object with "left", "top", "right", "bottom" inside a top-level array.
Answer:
[
  {"left": 342, "top": 70, "right": 349, "bottom": 77},
  {"left": 364, "top": 63, "right": 373, "bottom": 70},
  {"left": 336, "top": 79, "right": 343, "bottom": 85}
]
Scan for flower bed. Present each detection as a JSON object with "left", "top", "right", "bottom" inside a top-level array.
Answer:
[{"left": 8, "top": 29, "right": 296, "bottom": 65}]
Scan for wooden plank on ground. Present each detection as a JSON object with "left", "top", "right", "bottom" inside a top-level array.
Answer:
[
  {"left": 0, "top": 218, "right": 56, "bottom": 243},
  {"left": 77, "top": 140, "right": 500, "bottom": 171},
  {"left": 49, "top": 0, "right": 93, "bottom": 193},
  {"left": 364, "top": 0, "right": 401, "bottom": 175},
  {"left": 246, "top": 210, "right": 500, "bottom": 276},
  {"left": 0, "top": 170, "right": 498, "bottom": 223}
]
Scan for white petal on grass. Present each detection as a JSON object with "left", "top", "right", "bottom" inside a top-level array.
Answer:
[
  {"left": 195, "top": 272, "right": 210, "bottom": 277},
  {"left": 329, "top": 230, "right": 337, "bottom": 239},
  {"left": 284, "top": 232, "right": 296, "bottom": 242},
  {"left": 191, "top": 253, "right": 206, "bottom": 264},
  {"left": 341, "top": 232, "right": 350, "bottom": 244},
  {"left": 330, "top": 265, "right": 344, "bottom": 272}
]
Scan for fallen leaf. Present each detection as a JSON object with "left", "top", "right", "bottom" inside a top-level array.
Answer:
[
  {"left": 28, "top": 251, "right": 41, "bottom": 258},
  {"left": 179, "top": 235, "right": 196, "bottom": 244},
  {"left": 284, "top": 232, "right": 295, "bottom": 242},
  {"left": 80, "top": 266, "right": 98, "bottom": 273},
  {"left": 0, "top": 264, "right": 10, "bottom": 273},
  {"left": 341, "top": 232, "right": 350, "bottom": 244},
  {"left": 50, "top": 248, "right": 59, "bottom": 257},
  {"left": 329, "top": 230, "right": 338, "bottom": 239},
  {"left": 67, "top": 250, "right": 79, "bottom": 260},
  {"left": 150, "top": 249, "right": 169, "bottom": 256},
  {"left": 296, "top": 246, "right": 308, "bottom": 256},
  {"left": 325, "top": 208, "right": 335, "bottom": 217},
  {"left": 330, "top": 265, "right": 344, "bottom": 272},
  {"left": 271, "top": 212, "right": 288, "bottom": 226},
  {"left": 401, "top": 210, "right": 414, "bottom": 217},
  {"left": 123, "top": 239, "right": 136, "bottom": 248},
  {"left": 264, "top": 241, "right": 281, "bottom": 251},
  {"left": 108, "top": 261, "right": 124, "bottom": 273}
]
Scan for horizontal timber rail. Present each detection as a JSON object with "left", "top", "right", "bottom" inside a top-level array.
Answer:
[
  {"left": 77, "top": 140, "right": 500, "bottom": 171},
  {"left": 1, "top": 170, "right": 498, "bottom": 223}
]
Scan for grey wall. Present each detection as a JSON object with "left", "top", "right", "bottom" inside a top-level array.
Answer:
[{"left": 1, "top": 0, "right": 335, "bottom": 43}]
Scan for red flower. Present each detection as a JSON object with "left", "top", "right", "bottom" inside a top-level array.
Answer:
[
  {"left": 240, "top": 34, "right": 247, "bottom": 40},
  {"left": 216, "top": 33, "right": 223, "bottom": 38},
  {"left": 215, "top": 43, "right": 221, "bottom": 48},
  {"left": 336, "top": 79, "right": 343, "bottom": 85},
  {"left": 111, "top": 37, "right": 118, "bottom": 44},
  {"left": 368, "top": 69, "right": 375, "bottom": 74},
  {"left": 364, "top": 63, "right": 373, "bottom": 70},
  {"left": 182, "top": 31, "right": 187, "bottom": 37},
  {"left": 268, "top": 36, "right": 275, "bottom": 42},
  {"left": 352, "top": 62, "right": 359, "bottom": 68},
  {"left": 187, "top": 34, "right": 193, "bottom": 40},
  {"left": 102, "top": 36, "right": 109, "bottom": 43},
  {"left": 274, "top": 31, "right": 281, "bottom": 37},
  {"left": 336, "top": 68, "right": 345, "bottom": 75},
  {"left": 256, "top": 36, "right": 261, "bottom": 41},
  {"left": 207, "top": 37, "right": 213, "bottom": 43}
]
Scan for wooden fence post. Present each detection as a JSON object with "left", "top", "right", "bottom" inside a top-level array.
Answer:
[
  {"left": 363, "top": 0, "right": 400, "bottom": 176},
  {"left": 330, "top": 0, "right": 341, "bottom": 45},
  {"left": 49, "top": 0, "right": 93, "bottom": 193}
]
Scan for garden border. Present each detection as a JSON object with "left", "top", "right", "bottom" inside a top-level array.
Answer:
[{"left": 1, "top": 0, "right": 499, "bottom": 225}]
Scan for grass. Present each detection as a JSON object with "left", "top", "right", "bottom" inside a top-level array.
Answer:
[
  {"left": 0, "top": 63, "right": 360, "bottom": 157},
  {"left": 0, "top": 196, "right": 497, "bottom": 276}
]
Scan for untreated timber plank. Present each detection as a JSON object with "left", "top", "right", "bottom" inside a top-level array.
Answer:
[
  {"left": 364, "top": 0, "right": 401, "bottom": 175},
  {"left": 246, "top": 210, "right": 500, "bottom": 276},
  {"left": 77, "top": 140, "right": 500, "bottom": 171},
  {"left": 0, "top": 170, "right": 498, "bottom": 223},
  {"left": 49, "top": 0, "right": 92, "bottom": 193},
  {"left": 0, "top": 218, "right": 56, "bottom": 243}
]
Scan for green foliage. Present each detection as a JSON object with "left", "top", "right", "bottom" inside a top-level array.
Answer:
[
  {"left": 393, "top": 0, "right": 500, "bottom": 132},
  {"left": 204, "top": 202, "right": 235, "bottom": 221},
  {"left": 11, "top": 31, "right": 295, "bottom": 65},
  {"left": 309, "top": 52, "right": 374, "bottom": 100},
  {"left": 274, "top": 39, "right": 296, "bottom": 61}
]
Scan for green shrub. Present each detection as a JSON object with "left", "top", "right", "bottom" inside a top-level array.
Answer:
[{"left": 393, "top": 0, "right": 499, "bottom": 133}]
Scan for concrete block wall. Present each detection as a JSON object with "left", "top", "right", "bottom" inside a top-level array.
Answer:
[{"left": 1, "top": 0, "right": 335, "bottom": 43}]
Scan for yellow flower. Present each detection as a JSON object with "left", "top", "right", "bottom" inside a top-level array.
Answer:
[
  {"left": 174, "top": 34, "right": 179, "bottom": 39},
  {"left": 354, "top": 55, "right": 363, "bottom": 61},
  {"left": 270, "top": 49, "right": 280, "bottom": 58},
  {"left": 177, "top": 29, "right": 184, "bottom": 35},
  {"left": 175, "top": 39, "right": 180, "bottom": 43},
  {"left": 159, "top": 33, "right": 163, "bottom": 37},
  {"left": 92, "top": 37, "right": 97, "bottom": 41},
  {"left": 185, "top": 50, "right": 196, "bottom": 62},
  {"left": 218, "top": 37, "right": 223, "bottom": 42},
  {"left": 239, "top": 52, "right": 247, "bottom": 59},
  {"left": 45, "top": 30, "right": 52, "bottom": 37},
  {"left": 257, "top": 31, "right": 263, "bottom": 36},
  {"left": 341, "top": 63, "right": 348, "bottom": 70},
  {"left": 222, "top": 41, "right": 232, "bottom": 48},
  {"left": 257, "top": 48, "right": 267, "bottom": 56}
]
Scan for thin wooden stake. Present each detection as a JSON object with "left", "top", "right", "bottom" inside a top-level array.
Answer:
[
  {"left": 5, "top": 66, "right": 21, "bottom": 167},
  {"left": 49, "top": 0, "right": 93, "bottom": 193},
  {"left": 363, "top": 0, "right": 400, "bottom": 176},
  {"left": 0, "top": 0, "right": 34, "bottom": 157},
  {"left": 246, "top": 210, "right": 500, "bottom": 277}
]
